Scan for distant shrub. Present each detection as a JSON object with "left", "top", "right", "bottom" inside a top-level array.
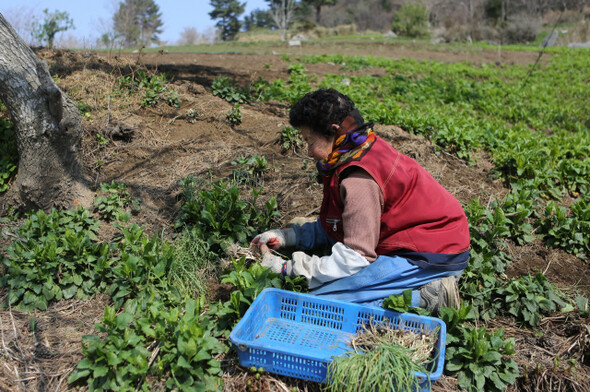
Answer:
[
  {"left": 314, "top": 26, "right": 328, "bottom": 38},
  {"left": 443, "top": 23, "right": 499, "bottom": 43},
  {"left": 313, "top": 24, "right": 356, "bottom": 38},
  {"left": 565, "top": 19, "right": 590, "bottom": 44},
  {"left": 470, "top": 25, "right": 500, "bottom": 42},
  {"left": 291, "top": 20, "right": 315, "bottom": 34},
  {"left": 335, "top": 24, "right": 356, "bottom": 36},
  {"left": 442, "top": 25, "right": 470, "bottom": 42},
  {"left": 299, "top": 20, "right": 316, "bottom": 32},
  {"left": 236, "top": 28, "right": 282, "bottom": 42},
  {"left": 542, "top": 9, "right": 583, "bottom": 26},
  {"left": 501, "top": 15, "right": 540, "bottom": 43},
  {"left": 392, "top": 3, "right": 430, "bottom": 38}
]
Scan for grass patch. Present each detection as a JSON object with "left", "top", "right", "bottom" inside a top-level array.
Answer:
[{"left": 170, "top": 229, "right": 219, "bottom": 298}]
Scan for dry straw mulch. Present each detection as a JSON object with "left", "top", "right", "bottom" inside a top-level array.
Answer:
[{"left": 0, "top": 294, "right": 110, "bottom": 392}]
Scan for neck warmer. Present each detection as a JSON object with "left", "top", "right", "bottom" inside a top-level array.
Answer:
[{"left": 316, "top": 115, "right": 376, "bottom": 178}]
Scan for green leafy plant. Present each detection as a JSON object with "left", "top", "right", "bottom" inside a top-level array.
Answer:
[
  {"left": 285, "top": 63, "right": 312, "bottom": 104},
  {"left": 95, "top": 133, "right": 109, "bottom": 146},
  {"left": 138, "top": 71, "right": 168, "bottom": 107},
  {"left": 441, "top": 305, "right": 519, "bottom": 392},
  {"left": 279, "top": 126, "right": 303, "bottom": 153},
  {"left": 68, "top": 303, "right": 152, "bottom": 391},
  {"left": 540, "top": 199, "right": 590, "bottom": 260},
  {"left": 94, "top": 181, "right": 140, "bottom": 221},
  {"left": 0, "top": 208, "right": 107, "bottom": 310},
  {"left": 221, "top": 257, "right": 283, "bottom": 301},
  {"left": 226, "top": 103, "right": 242, "bottom": 126},
  {"left": 382, "top": 289, "right": 430, "bottom": 316},
  {"left": 174, "top": 177, "right": 280, "bottom": 254},
  {"left": 1, "top": 209, "right": 176, "bottom": 312},
  {"left": 118, "top": 75, "right": 135, "bottom": 91},
  {"left": 282, "top": 274, "right": 309, "bottom": 293},
  {"left": 69, "top": 297, "right": 225, "bottom": 391},
  {"left": 447, "top": 325, "right": 519, "bottom": 392},
  {"left": 165, "top": 90, "right": 181, "bottom": 108},
  {"left": 142, "top": 87, "right": 161, "bottom": 108},
  {"left": 209, "top": 256, "right": 307, "bottom": 338},
  {"left": 107, "top": 222, "right": 178, "bottom": 308},
  {"left": 461, "top": 196, "right": 568, "bottom": 325},
  {"left": 494, "top": 183, "right": 540, "bottom": 245},
  {"left": 219, "top": 258, "right": 283, "bottom": 322},
  {"left": 211, "top": 76, "right": 250, "bottom": 104},
  {"left": 258, "top": 63, "right": 313, "bottom": 105},
  {"left": 250, "top": 76, "right": 273, "bottom": 101},
  {"left": 439, "top": 302, "right": 475, "bottom": 337},
  {"left": 494, "top": 272, "right": 569, "bottom": 327},
  {"left": 161, "top": 299, "right": 225, "bottom": 390},
  {"left": 231, "top": 154, "right": 268, "bottom": 183},
  {"left": 558, "top": 158, "right": 590, "bottom": 196},
  {"left": 0, "top": 205, "right": 19, "bottom": 224},
  {"left": 0, "top": 118, "right": 17, "bottom": 193},
  {"left": 77, "top": 102, "right": 93, "bottom": 122},
  {"left": 460, "top": 198, "right": 512, "bottom": 320},
  {"left": 118, "top": 69, "right": 171, "bottom": 108}
]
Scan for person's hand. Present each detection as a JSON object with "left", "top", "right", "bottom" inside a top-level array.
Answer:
[
  {"left": 260, "top": 252, "right": 292, "bottom": 276},
  {"left": 251, "top": 228, "right": 295, "bottom": 250},
  {"left": 258, "top": 243, "right": 270, "bottom": 256}
]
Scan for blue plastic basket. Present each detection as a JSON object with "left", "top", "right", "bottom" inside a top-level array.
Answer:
[{"left": 229, "top": 288, "right": 446, "bottom": 391}]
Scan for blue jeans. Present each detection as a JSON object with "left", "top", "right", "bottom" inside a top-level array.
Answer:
[{"left": 310, "top": 254, "right": 463, "bottom": 307}]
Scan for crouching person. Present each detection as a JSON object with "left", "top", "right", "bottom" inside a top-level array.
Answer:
[{"left": 251, "top": 88, "right": 470, "bottom": 314}]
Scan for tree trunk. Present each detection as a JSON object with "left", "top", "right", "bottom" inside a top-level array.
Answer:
[
  {"left": 0, "top": 14, "right": 92, "bottom": 212},
  {"left": 271, "top": 0, "right": 295, "bottom": 42}
]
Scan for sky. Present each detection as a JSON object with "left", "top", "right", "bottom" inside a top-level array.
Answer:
[{"left": 1, "top": 0, "right": 269, "bottom": 45}]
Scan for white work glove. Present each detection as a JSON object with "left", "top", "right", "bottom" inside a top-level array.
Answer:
[
  {"left": 261, "top": 252, "right": 292, "bottom": 276},
  {"left": 251, "top": 228, "right": 296, "bottom": 250}
]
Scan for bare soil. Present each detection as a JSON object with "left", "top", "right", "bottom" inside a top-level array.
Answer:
[{"left": 0, "top": 43, "right": 588, "bottom": 391}]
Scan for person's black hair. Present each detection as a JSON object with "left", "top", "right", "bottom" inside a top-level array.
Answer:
[{"left": 289, "top": 89, "right": 364, "bottom": 139}]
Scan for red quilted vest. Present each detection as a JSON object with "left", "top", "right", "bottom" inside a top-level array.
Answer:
[{"left": 319, "top": 137, "right": 470, "bottom": 255}]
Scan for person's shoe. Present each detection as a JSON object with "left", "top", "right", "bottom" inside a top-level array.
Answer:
[{"left": 419, "top": 276, "right": 460, "bottom": 315}]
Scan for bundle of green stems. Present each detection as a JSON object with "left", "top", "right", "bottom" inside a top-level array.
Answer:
[{"left": 327, "top": 322, "right": 438, "bottom": 392}]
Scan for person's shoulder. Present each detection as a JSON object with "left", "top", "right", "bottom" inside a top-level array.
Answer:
[{"left": 340, "top": 166, "right": 372, "bottom": 180}]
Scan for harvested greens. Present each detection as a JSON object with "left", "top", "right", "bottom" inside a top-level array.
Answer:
[{"left": 327, "top": 321, "right": 439, "bottom": 392}]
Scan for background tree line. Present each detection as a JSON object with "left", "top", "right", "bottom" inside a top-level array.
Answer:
[
  {"left": 214, "top": 0, "right": 589, "bottom": 43},
  {"left": 4, "top": 0, "right": 589, "bottom": 49},
  {"left": 3, "top": 0, "right": 164, "bottom": 49}
]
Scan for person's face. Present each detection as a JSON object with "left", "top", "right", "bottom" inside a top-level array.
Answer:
[{"left": 301, "top": 126, "right": 335, "bottom": 162}]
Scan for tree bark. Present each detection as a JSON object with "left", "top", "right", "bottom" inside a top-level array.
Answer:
[
  {"left": 0, "top": 13, "right": 92, "bottom": 212},
  {"left": 270, "top": 0, "right": 296, "bottom": 42}
]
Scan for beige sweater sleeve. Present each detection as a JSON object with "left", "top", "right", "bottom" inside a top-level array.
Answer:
[
  {"left": 339, "top": 168, "right": 383, "bottom": 262},
  {"left": 287, "top": 168, "right": 383, "bottom": 288}
]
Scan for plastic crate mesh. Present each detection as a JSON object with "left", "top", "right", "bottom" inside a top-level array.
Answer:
[{"left": 230, "top": 288, "right": 446, "bottom": 391}]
